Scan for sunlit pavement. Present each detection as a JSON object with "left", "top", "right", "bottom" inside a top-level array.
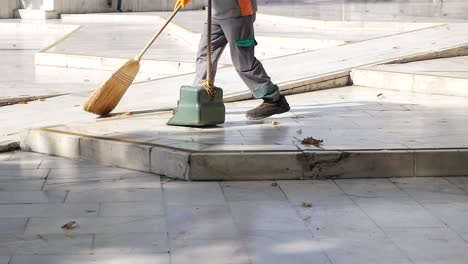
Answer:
[{"left": 0, "top": 151, "right": 467, "bottom": 263}]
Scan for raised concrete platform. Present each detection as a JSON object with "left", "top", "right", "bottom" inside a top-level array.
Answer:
[
  {"left": 16, "top": 9, "right": 59, "bottom": 20},
  {"left": 109, "top": 22, "right": 468, "bottom": 115},
  {"left": 352, "top": 56, "right": 468, "bottom": 97},
  {"left": 21, "top": 86, "right": 468, "bottom": 180},
  {"left": 37, "top": 11, "right": 359, "bottom": 73}
]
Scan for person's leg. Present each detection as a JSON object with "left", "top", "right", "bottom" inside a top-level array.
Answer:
[
  {"left": 219, "top": 15, "right": 289, "bottom": 119},
  {"left": 117, "top": 0, "right": 122, "bottom": 11},
  {"left": 107, "top": 0, "right": 112, "bottom": 7},
  {"left": 193, "top": 19, "right": 228, "bottom": 86},
  {"left": 219, "top": 15, "right": 280, "bottom": 101}
]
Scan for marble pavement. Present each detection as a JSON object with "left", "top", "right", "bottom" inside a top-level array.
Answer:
[{"left": 1, "top": 151, "right": 468, "bottom": 263}]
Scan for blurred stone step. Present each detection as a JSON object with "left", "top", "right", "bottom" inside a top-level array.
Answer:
[
  {"left": 20, "top": 127, "right": 468, "bottom": 181},
  {"left": 16, "top": 9, "right": 59, "bottom": 20},
  {"left": 352, "top": 56, "right": 468, "bottom": 96}
]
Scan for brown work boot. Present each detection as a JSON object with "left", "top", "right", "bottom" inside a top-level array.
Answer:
[{"left": 246, "top": 95, "right": 290, "bottom": 120}]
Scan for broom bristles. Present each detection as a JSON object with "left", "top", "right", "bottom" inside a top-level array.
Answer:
[{"left": 84, "top": 59, "right": 140, "bottom": 116}]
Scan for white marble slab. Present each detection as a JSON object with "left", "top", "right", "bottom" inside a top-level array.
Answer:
[
  {"left": 10, "top": 254, "right": 170, "bottom": 264},
  {"left": 66, "top": 189, "right": 162, "bottom": 203},
  {"left": 0, "top": 218, "right": 28, "bottom": 234},
  {"left": 93, "top": 232, "right": 168, "bottom": 254},
  {"left": 170, "top": 237, "right": 249, "bottom": 264},
  {"left": 0, "top": 190, "right": 66, "bottom": 204},
  {"left": 242, "top": 230, "right": 331, "bottom": 264},
  {"left": 0, "top": 203, "right": 98, "bottom": 218},
  {"left": 25, "top": 216, "right": 167, "bottom": 235},
  {"left": 0, "top": 234, "right": 93, "bottom": 255}
]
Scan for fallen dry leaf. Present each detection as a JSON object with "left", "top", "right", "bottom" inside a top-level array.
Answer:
[
  {"left": 300, "top": 137, "right": 323, "bottom": 147},
  {"left": 271, "top": 121, "right": 279, "bottom": 125},
  {"left": 377, "top": 93, "right": 383, "bottom": 97},
  {"left": 296, "top": 129, "right": 302, "bottom": 135},
  {"left": 18, "top": 101, "right": 28, "bottom": 104},
  {"left": 61, "top": 221, "right": 78, "bottom": 230},
  {"left": 302, "top": 202, "right": 313, "bottom": 208},
  {"left": 271, "top": 182, "right": 278, "bottom": 187}
]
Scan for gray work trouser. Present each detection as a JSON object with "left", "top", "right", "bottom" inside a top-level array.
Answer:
[{"left": 193, "top": 15, "right": 280, "bottom": 102}]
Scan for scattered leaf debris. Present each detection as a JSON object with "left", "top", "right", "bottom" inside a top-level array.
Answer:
[
  {"left": 61, "top": 221, "right": 78, "bottom": 230},
  {"left": 271, "top": 121, "right": 279, "bottom": 125},
  {"left": 18, "top": 101, "right": 28, "bottom": 104},
  {"left": 302, "top": 202, "right": 313, "bottom": 208},
  {"left": 300, "top": 137, "right": 323, "bottom": 147}
]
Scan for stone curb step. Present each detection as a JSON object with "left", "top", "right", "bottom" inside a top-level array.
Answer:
[
  {"left": 0, "top": 135, "right": 20, "bottom": 153},
  {"left": 20, "top": 128, "right": 468, "bottom": 180},
  {"left": 16, "top": 9, "right": 59, "bottom": 20},
  {"left": 351, "top": 67, "right": 468, "bottom": 97},
  {"left": 35, "top": 52, "right": 198, "bottom": 75}
]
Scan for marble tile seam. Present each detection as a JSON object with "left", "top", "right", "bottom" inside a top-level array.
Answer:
[
  {"left": 353, "top": 68, "right": 468, "bottom": 79},
  {"left": 38, "top": 24, "right": 82, "bottom": 53}
]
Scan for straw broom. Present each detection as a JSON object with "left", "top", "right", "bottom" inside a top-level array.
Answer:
[{"left": 84, "top": 6, "right": 182, "bottom": 116}]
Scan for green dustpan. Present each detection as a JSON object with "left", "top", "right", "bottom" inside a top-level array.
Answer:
[
  {"left": 167, "top": 0, "right": 225, "bottom": 127},
  {"left": 167, "top": 85, "right": 225, "bottom": 127}
]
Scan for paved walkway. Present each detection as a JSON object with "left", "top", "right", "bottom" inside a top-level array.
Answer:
[
  {"left": 42, "top": 86, "right": 468, "bottom": 150},
  {"left": 1, "top": 12, "right": 467, "bottom": 145},
  {"left": 1, "top": 151, "right": 468, "bottom": 264}
]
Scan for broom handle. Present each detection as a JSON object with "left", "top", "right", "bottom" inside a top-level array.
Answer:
[
  {"left": 207, "top": 0, "right": 212, "bottom": 82},
  {"left": 135, "top": 6, "right": 182, "bottom": 61}
]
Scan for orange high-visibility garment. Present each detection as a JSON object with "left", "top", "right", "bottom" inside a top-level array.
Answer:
[
  {"left": 237, "top": 0, "right": 255, "bottom": 16},
  {"left": 213, "top": 0, "right": 257, "bottom": 19}
]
